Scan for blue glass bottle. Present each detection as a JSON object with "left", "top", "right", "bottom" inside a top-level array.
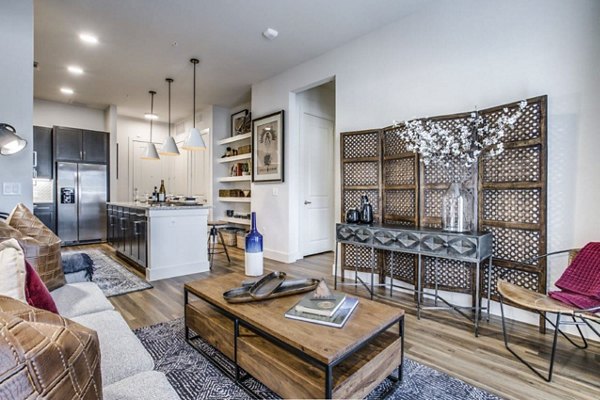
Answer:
[{"left": 245, "top": 212, "right": 263, "bottom": 276}]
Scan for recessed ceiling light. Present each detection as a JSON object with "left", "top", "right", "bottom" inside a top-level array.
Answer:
[
  {"left": 262, "top": 28, "right": 278, "bottom": 40},
  {"left": 60, "top": 87, "right": 74, "bottom": 95},
  {"left": 67, "top": 65, "right": 84, "bottom": 74},
  {"left": 144, "top": 113, "right": 159, "bottom": 120},
  {"left": 79, "top": 33, "right": 98, "bottom": 44}
]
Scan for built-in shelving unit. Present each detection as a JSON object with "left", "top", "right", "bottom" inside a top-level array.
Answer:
[
  {"left": 218, "top": 197, "right": 251, "bottom": 203},
  {"left": 217, "top": 132, "right": 251, "bottom": 145},
  {"left": 217, "top": 153, "right": 251, "bottom": 163},
  {"left": 215, "top": 121, "right": 252, "bottom": 232},
  {"left": 222, "top": 216, "right": 251, "bottom": 226},
  {"left": 218, "top": 176, "right": 251, "bottom": 183}
]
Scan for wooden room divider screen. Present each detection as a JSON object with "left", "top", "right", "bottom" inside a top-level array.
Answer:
[{"left": 339, "top": 95, "right": 548, "bottom": 329}]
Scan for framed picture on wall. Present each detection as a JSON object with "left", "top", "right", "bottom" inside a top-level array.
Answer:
[
  {"left": 252, "top": 110, "right": 284, "bottom": 183},
  {"left": 231, "top": 109, "right": 251, "bottom": 136}
]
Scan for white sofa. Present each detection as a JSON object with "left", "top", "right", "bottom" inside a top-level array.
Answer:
[{"left": 51, "top": 282, "right": 180, "bottom": 399}]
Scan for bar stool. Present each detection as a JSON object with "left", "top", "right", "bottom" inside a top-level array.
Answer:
[{"left": 207, "top": 221, "right": 231, "bottom": 270}]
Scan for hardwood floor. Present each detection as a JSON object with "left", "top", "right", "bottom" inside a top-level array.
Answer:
[{"left": 78, "top": 243, "right": 600, "bottom": 400}]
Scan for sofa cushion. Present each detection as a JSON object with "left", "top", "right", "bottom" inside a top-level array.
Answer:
[
  {"left": 72, "top": 310, "right": 155, "bottom": 386},
  {"left": 0, "top": 216, "right": 65, "bottom": 291},
  {"left": 24, "top": 260, "right": 58, "bottom": 313},
  {"left": 0, "top": 238, "right": 26, "bottom": 301},
  {"left": 51, "top": 282, "right": 114, "bottom": 318},
  {"left": 0, "top": 295, "right": 102, "bottom": 399},
  {"left": 103, "top": 370, "right": 179, "bottom": 400}
]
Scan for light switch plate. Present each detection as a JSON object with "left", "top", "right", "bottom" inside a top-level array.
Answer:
[
  {"left": 3, "top": 182, "right": 22, "bottom": 195},
  {"left": 272, "top": 188, "right": 279, "bottom": 196}
]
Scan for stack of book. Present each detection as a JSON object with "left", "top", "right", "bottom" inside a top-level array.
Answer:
[{"left": 284, "top": 291, "right": 358, "bottom": 328}]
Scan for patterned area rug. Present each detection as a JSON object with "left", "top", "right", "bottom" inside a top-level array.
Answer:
[
  {"left": 134, "top": 318, "right": 502, "bottom": 400},
  {"left": 63, "top": 249, "right": 152, "bottom": 297}
]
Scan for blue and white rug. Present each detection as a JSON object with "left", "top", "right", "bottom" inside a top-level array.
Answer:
[{"left": 134, "top": 318, "right": 502, "bottom": 400}]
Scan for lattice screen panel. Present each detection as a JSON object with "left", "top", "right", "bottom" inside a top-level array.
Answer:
[
  {"left": 341, "top": 129, "right": 382, "bottom": 278},
  {"left": 381, "top": 125, "right": 419, "bottom": 283},
  {"left": 478, "top": 96, "right": 547, "bottom": 315},
  {"left": 423, "top": 257, "right": 473, "bottom": 294}
]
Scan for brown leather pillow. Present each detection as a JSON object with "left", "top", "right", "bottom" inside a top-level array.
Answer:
[
  {"left": 0, "top": 295, "right": 102, "bottom": 399},
  {"left": 3, "top": 204, "right": 65, "bottom": 291}
]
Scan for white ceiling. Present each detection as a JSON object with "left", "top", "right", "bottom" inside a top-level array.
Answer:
[{"left": 34, "top": 0, "right": 427, "bottom": 121}]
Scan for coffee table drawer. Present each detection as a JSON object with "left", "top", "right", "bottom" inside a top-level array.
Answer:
[
  {"left": 186, "top": 301, "right": 236, "bottom": 359},
  {"left": 238, "top": 329, "right": 402, "bottom": 399}
]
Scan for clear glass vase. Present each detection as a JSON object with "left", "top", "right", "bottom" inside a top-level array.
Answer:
[{"left": 441, "top": 182, "right": 474, "bottom": 233}]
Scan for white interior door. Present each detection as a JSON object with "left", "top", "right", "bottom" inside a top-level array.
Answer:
[{"left": 301, "top": 113, "right": 334, "bottom": 256}]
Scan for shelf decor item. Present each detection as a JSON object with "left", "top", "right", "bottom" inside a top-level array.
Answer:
[
  {"left": 252, "top": 110, "right": 284, "bottom": 182},
  {"left": 245, "top": 212, "right": 264, "bottom": 276},
  {"left": 231, "top": 109, "right": 251, "bottom": 136},
  {"left": 394, "top": 100, "right": 527, "bottom": 232}
]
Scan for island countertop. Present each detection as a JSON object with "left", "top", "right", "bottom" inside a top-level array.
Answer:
[{"left": 107, "top": 201, "right": 211, "bottom": 211}]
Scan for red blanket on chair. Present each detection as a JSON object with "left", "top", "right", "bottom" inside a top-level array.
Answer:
[{"left": 549, "top": 242, "right": 600, "bottom": 311}]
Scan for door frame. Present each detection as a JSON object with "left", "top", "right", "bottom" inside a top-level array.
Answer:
[{"left": 295, "top": 79, "right": 336, "bottom": 258}]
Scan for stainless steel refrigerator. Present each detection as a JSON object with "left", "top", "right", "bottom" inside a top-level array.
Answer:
[{"left": 57, "top": 162, "right": 107, "bottom": 244}]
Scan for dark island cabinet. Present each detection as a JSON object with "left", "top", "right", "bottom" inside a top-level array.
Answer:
[
  {"left": 33, "top": 126, "right": 53, "bottom": 179},
  {"left": 55, "top": 126, "right": 108, "bottom": 163},
  {"left": 107, "top": 205, "right": 147, "bottom": 270}
]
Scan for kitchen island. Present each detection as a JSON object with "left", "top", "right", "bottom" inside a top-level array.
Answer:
[{"left": 107, "top": 202, "right": 210, "bottom": 281}]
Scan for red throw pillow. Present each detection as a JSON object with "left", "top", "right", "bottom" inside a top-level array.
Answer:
[{"left": 24, "top": 260, "right": 59, "bottom": 313}]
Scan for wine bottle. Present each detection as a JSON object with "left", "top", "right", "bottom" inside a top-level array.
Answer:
[
  {"left": 158, "top": 180, "right": 166, "bottom": 202},
  {"left": 152, "top": 186, "right": 158, "bottom": 202}
]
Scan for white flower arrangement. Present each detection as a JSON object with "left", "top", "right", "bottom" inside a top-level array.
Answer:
[{"left": 393, "top": 101, "right": 527, "bottom": 172}]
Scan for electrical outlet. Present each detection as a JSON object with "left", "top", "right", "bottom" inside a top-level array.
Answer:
[
  {"left": 3, "top": 182, "right": 21, "bottom": 195},
  {"left": 272, "top": 188, "right": 279, "bottom": 196}
]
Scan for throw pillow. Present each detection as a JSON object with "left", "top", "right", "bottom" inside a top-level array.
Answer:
[
  {"left": 4, "top": 203, "right": 65, "bottom": 290},
  {"left": 0, "top": 239, "right": 27, "bottom": 302},
  {"left": 24, "top": 259, "right": 59, "bottom": 314},
  {"left": 0, "top": 295, "right": 102, "bottom": 399}
]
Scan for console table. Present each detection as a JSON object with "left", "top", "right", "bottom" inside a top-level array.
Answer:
[{"left": 335, "top": 223, "right": 493, "bottom": 336}]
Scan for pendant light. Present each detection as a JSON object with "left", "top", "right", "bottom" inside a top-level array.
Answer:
[
  {"left": 159, "top": 78, "right": 180, "bottom": 156},
  {"left": 182, "top": 58, "right": 206, "bottom": 150},
  {"left": 0, "top": 123, "right": 27, "bottom": 155},
  {"left": 141, "top": 90, "right": 160, "bottom": 160}
]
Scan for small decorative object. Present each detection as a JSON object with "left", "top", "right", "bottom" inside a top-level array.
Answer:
[
  {"left": 345, "top": 208, "right": 360, "bottom": 224},
  {"left": 359, "top": 195, "right": 373, "bottom": 224},
  {"left": 226, "top": 209, "right": 234, "bottom": 217},
  {"left": 231, "top": 109, "right": 251, "bottom": 136},
  {"left": 312, "top": 279, "right": 335, "bottom": 300},
  {"left": 442, "top": 182, "right": 473, "bottom": 233},
  {"left": 252, "top": 111, "right": 284, "bottom": 182},
  {"left": 245, "top": 212, "right": 264, "bottom": 276},
  {"left": 393, "top": 100, "right": 527, "bottom": 232}
]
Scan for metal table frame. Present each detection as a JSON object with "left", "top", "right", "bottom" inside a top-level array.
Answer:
[
  {"left": 334, "top": 223, "right": 493, "bottom": 336},
  {"left": 184, "top": 288, "right": 405, "bottom": 399}
]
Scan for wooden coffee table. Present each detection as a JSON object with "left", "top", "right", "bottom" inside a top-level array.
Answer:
[{"left": 184, "top": 272, "right": 405, "bottom": 399}]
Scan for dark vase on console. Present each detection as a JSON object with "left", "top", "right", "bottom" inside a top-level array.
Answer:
[
  {"left": 346, "top": 208, "right": 360, "bottom": 224},
  {"left": 360, "top": 195, "right": 373, "bottom": 224}
]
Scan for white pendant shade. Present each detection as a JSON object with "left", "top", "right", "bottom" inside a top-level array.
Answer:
[
  {"left": 141, "top": 142, "right": 160, "bottom": 160},
  {"left": 182, "top": 127, "right": 206, "bottom": 150},
  {"left": 159, "top": 136, "right": 180, "bottom": 155}
]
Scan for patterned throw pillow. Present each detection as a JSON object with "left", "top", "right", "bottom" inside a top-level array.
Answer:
[
  {"left": 0, "top": 295, "right": 103, "bottom": 399},
  {"left": 4, "top": 203, "right": 65, "bottom": 290}
]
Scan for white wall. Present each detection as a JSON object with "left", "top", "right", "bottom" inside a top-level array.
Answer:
[
  {"left": 0, "top": 0, "right": 33, "bottom": 212},
  {"left": 251, "top": 0, "right": 600, "bottom": 331},
  {"left": 33, "top": 98, "right": 106, "bottom": 131}
]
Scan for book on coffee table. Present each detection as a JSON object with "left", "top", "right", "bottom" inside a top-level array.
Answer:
[
  {"left": 285, "top": 297, "right": 359, "bottom": 328},
  {"left": 294, "top": 292, "right": 347, "bottom": 317}
]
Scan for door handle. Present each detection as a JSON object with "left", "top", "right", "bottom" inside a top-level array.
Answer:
[
  {"left": 33, "top": 151, "right": 37, "bottom": 167},
  {"left": 304, "top": 200, "right": 312, "bottom": 205}
]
